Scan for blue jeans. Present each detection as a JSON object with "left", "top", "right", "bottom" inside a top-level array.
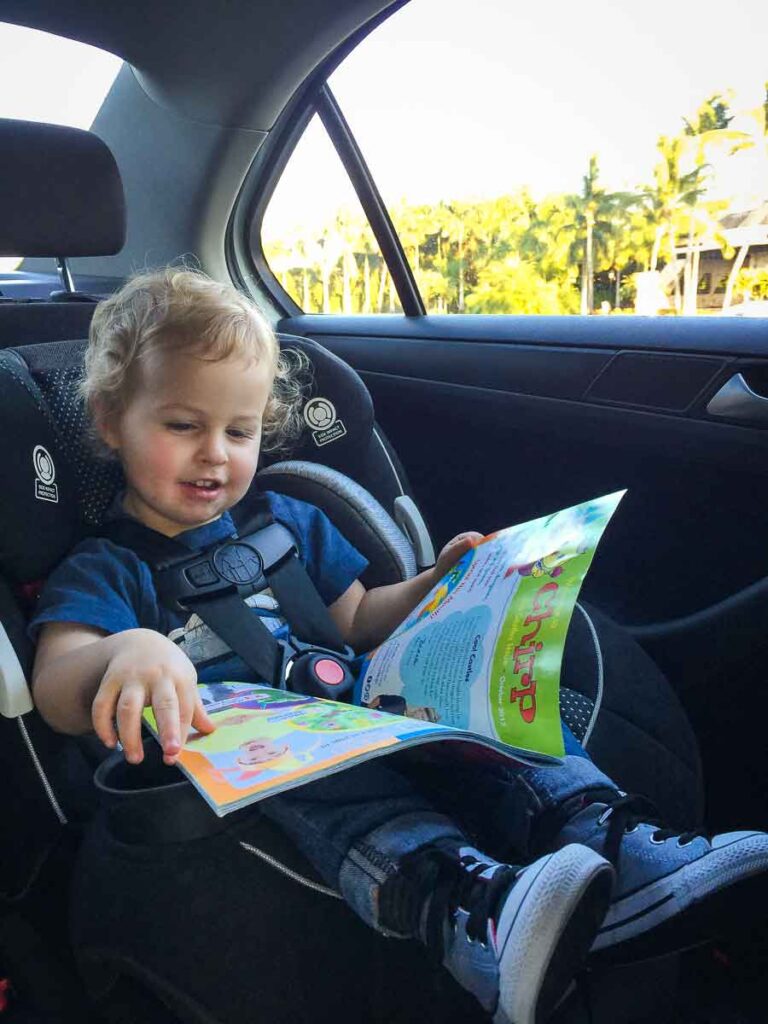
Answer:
[{"left": 261, "top": 723, "right": 615, "bottom": 936}]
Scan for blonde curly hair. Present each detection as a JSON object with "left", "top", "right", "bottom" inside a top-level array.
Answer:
[{"left": 81, "top": 267, "right": 308, "bottom": 454}]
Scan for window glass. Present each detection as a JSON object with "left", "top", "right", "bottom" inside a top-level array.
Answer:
[
  {"left": 261, "top": 115, "right": 402, "bottom": 313},
  {"left": 327, "top": 0, "right": 768, "bottom": 316},
  {"left": 0, "top": 23, "right": 122, "bottom": 272}
]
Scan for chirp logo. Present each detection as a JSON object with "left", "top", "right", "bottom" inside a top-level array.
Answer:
[
  {"left": 33, "top": 444, "right": 58, "bottom": 503},
  {"left": 303, "top": 397, "right": 347, "bottom": 448}
]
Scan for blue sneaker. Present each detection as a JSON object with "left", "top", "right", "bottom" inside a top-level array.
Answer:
[
  {"left": 406, "top": 841, "right": 613, "bottom": 1024},
  {"left": 552, "top": 792, "right": 768, "bottom": 961}
]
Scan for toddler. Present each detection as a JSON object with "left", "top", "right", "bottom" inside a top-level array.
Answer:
[{"left": 30, "top": 269, "right": 768, "bottom": 1024}]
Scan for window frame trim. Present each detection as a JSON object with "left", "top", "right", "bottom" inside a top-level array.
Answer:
[
  {"left": 227, "top": 2, "right": 425, "bottom": 318},
  {"left": 316, "top": 84, "right": 424, "bottom": 316}
]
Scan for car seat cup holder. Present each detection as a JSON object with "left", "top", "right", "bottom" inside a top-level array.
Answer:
[{"left": 93, "top": 738, "right": 244, "bottom": 844}]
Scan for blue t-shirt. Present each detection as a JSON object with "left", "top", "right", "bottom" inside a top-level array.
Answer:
[{"left": 28, "top": 492, "right": 368, "bottom": 686}]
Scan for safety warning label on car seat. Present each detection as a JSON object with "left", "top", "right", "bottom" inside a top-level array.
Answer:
[
  {"left": 33, "top": 444, "right": 58, "bottom": 503},
  {"left": 303, "top": 397, "right": 347, "bottom": 447}
]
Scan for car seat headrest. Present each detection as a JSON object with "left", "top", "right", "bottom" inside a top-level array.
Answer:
[
  {"left": 274, "top": 333, "right": 374, "bottom": 476},
  {"left": 257, "top": 461, "right": 416, "bottom": 586},
  {"left": 0, "top": 119, "right": 126, "bottom": 257},
  {"left": 0, "top": 332, "right": 375, "bottom": 583}
]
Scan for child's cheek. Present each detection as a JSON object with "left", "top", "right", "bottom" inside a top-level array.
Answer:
[
  {"left": 231, "top": 447, "right": 260, "bottom": 487},
  {"left": 145, "top": 435, "right": 185, "bottom": 482}
]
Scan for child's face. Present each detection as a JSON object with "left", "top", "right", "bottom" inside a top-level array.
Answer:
[
  {"left": 237, "top": 738, "right": 288, "bottom": 765},
  {"left": 101, "top": 349, "right": 273, "bottom": 536}
]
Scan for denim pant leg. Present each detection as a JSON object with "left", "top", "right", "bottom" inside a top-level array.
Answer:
[
  {"left": 261, "top": 757, "right": 464, "bottom": 936},
  {"left": 398, "top": 723, "right": 618, "bottom": 864},
  {"left": 515, "top": 721, "right": 617, "bottom": 813}
]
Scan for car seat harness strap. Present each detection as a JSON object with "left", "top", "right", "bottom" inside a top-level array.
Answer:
[{"left": 98, "top": 499, "right": 356, "bottom": 700}]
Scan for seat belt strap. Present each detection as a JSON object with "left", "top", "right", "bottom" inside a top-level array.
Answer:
[
  {"left": 97, "top": 500, "right": 350, "bottom": 683},
  {"left": 266, "top": 555, "right": 345, "bottom": 652},
  {"left": 186, "top": 591, "right": 284, "bottom": 686}
]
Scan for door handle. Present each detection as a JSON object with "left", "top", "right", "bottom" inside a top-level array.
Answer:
[{"left": 706, "top": 373, "right": 768, "bottom": 425}]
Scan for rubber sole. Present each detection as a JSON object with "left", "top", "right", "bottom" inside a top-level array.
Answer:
[
  {"left": 494, "top": 844, "right": 614, "bottom": 1024},
  {"left": 591, "top": 835, "right": 768, "bottom": 963}
]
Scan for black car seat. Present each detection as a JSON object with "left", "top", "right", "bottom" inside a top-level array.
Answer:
[{"left": 0, "top": 118, "right": 704, "bottom": 1023}]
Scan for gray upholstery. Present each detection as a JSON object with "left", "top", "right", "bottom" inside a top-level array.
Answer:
[
  {"left": 0, "top": 118, "right": 125, "bottom": 257},
  {"left": 258, "top": 460, "right": 417, "bottom": 587}
]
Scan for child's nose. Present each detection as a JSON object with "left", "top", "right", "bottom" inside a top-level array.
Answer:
[{"left": 199, "top": 433, "right": 228, "bottom": 464}]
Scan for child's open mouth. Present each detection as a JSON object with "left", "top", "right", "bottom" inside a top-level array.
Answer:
[{"left": 180, "top": 479, "right": 224, "bottom": 499}]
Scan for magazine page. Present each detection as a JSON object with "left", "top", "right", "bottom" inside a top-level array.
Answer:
[
  {"left": 356, "top": 491, "right": 625, "bottom": 759},
  {"left": 143, "top": 683, "right": 548, "bottom": 816}
]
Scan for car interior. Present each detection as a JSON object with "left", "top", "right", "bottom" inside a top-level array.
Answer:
[{"left": 1, "top": 1, "right": 767, "bottom": 1022}]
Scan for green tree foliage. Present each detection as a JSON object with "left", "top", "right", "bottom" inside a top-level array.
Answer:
[
  {"left": 557, "top": 155, "right": 639, "bottom": 314},
  {"left": 262, "top": 85, "right": 764, "bottom": 316},
  {"left": 734, "top": 267, "right": 768, "bottom": 301},
  {"left": 683, "top": 93, "right": 734, "bottom": 134},
  {"left": 676, "top": 93, "right": 750, "bottom": 312}
]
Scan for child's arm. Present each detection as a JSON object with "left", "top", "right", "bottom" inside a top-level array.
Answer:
[
  {"left": 330, "top": 532, "right": 482, "bottom": 652},
  {"left": 32, "top": 622, "right": 214, "bottom": 765}
]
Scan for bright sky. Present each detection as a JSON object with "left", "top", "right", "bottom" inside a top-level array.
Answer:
[
  {"left": 0, "top": 22, "right": 120, "bottom": 128},
  {"left": 1, "top": 0, "right": 766, "bottom": 244},
  {"left": 329, "top": 0, "right": 768, "bottom": 214}
]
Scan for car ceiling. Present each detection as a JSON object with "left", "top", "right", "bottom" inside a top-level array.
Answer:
[
  {"left": 3, "top": 0, "right": 406, "bottom": 283},
  {"left": 0, "top": 0, "right": 403, "bottom": 128}
]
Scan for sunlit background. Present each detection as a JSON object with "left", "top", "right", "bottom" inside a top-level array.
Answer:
[{"left": 2, "top": 0, "right": 767, "bottom": 314}]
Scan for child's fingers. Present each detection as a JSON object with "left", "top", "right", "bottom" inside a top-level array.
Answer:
[
  {"left": 91, "top": 682, "right": 119, "bottom": 750},
  {"left": 148, "top": 678, "right": 183, "bottom": 766},
  {"left": 436, "top": 531, "right": 482, "bottom": 573},
  {"left": 450, "top": 531, "right": 483, "bottom": 549},
  {"left": 175, "top": 684, "right": 213, "bottom": 755},
  {"left": 190, "top": 693, "right": 216, "bottom": 737},
  {"left": 114, "top": 679, "right": 150, "bottom": 764},
  {"left": 175, "top": 686, "right": 195, "bottom": 757}
]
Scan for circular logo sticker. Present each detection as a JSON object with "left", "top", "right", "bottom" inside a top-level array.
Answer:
[
  {"left": 303, "top": 397, "right": 336, "bottom": 431},
  {"left": 33, "top": 445, "right": 56, "bottom": 484},
  {"left": 213, "top": 542, "right": 264, "bottom": 585}
]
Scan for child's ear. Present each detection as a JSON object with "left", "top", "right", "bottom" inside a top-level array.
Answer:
[{"left": 92, "top": 398, "right": 119, "bottom": 451}]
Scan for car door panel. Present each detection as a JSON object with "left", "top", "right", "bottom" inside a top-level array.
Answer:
[{"left": 281, "top": 313, "right": 768, "bottom": 631}]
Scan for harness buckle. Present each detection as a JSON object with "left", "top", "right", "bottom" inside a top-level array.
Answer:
[{"left": 283, "top": 641, "right": 357, "bottom": 701}]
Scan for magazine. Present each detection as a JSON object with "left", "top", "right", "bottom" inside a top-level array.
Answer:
[
  {"left": 143, "top": 491, "right": 624, "bottom": 816},
  {"left": 357, "top": 490, "right": 625, "bottom": 759}
]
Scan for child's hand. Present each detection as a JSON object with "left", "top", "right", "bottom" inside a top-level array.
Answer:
[
  {"left": 433, "top": 531, "right": 484, "bottom": 580},
  {"left": 91, "top": 629, "right": 215, "bottom": 766}
]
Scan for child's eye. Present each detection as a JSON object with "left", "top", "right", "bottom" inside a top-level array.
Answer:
[
  {"left": 165, "top": 421, "right": 196, "bottom": 432},
  {"left": 227, "top": 428, "right": 256, "bottom": 440}
]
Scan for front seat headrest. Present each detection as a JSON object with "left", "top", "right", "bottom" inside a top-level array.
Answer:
[{"left": 0, "top": 118, "right": 126, "bottom": 258}]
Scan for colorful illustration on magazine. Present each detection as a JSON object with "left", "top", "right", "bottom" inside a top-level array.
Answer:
[
  {"left": 287, "top": 703, "right": 395, "bottom": 732},
  {"left": 365, "top": 693, "right": 441, "bottom": 722},
  {"left": 505, "top": 540, "right": 589, "bottom": 581},
  {"left": 415, "top": 548, "right": 474, "bottom": 622},
  {"left": 199, "top": 681, "right": 313, "bottom": 711},
  {"left": 203, "top": 735, "right": 321, "bottom": 787}
]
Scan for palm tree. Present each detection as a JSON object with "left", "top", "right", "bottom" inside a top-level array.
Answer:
[
  {"left": 643, "top": 136, "right": 709, "bottom": 313},
  {"left": 678, "top": 94, "right": 750, "bottom": 313},
  {"left": 437, "top": 202, "right": 468, "bottom": 311},
  {"left": 722, "top": 85, "right": 768, "bottom": 311},
  {"left": 722, "top": 201, "right": 768, "bottom": 311},
  {"left": 519, "top": 193, "right": 577, "bottom": 289},
  {"left": 562, "top": 156, "right": 638, "bottom": 314}
]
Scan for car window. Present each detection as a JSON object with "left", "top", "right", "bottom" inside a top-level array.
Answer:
[
  {"left": 260, "top": 114, "right": 403, "bottom": 314},
  {"left": 0, "top": 22, "right": 121, "bottom": 274},
  {"left": 261, "top": 0, "right": 767, "bottom": 318}
]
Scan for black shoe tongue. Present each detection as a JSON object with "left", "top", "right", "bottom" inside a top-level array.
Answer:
[
  {"left": 529, "top": 787, "right": 620, "bottom": 857},
  {"left": 576, "top": 787, "right": 621, "bottom": 810},
  {"left": 560, "top": 787, "right": 619, "bottom": 819}
]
